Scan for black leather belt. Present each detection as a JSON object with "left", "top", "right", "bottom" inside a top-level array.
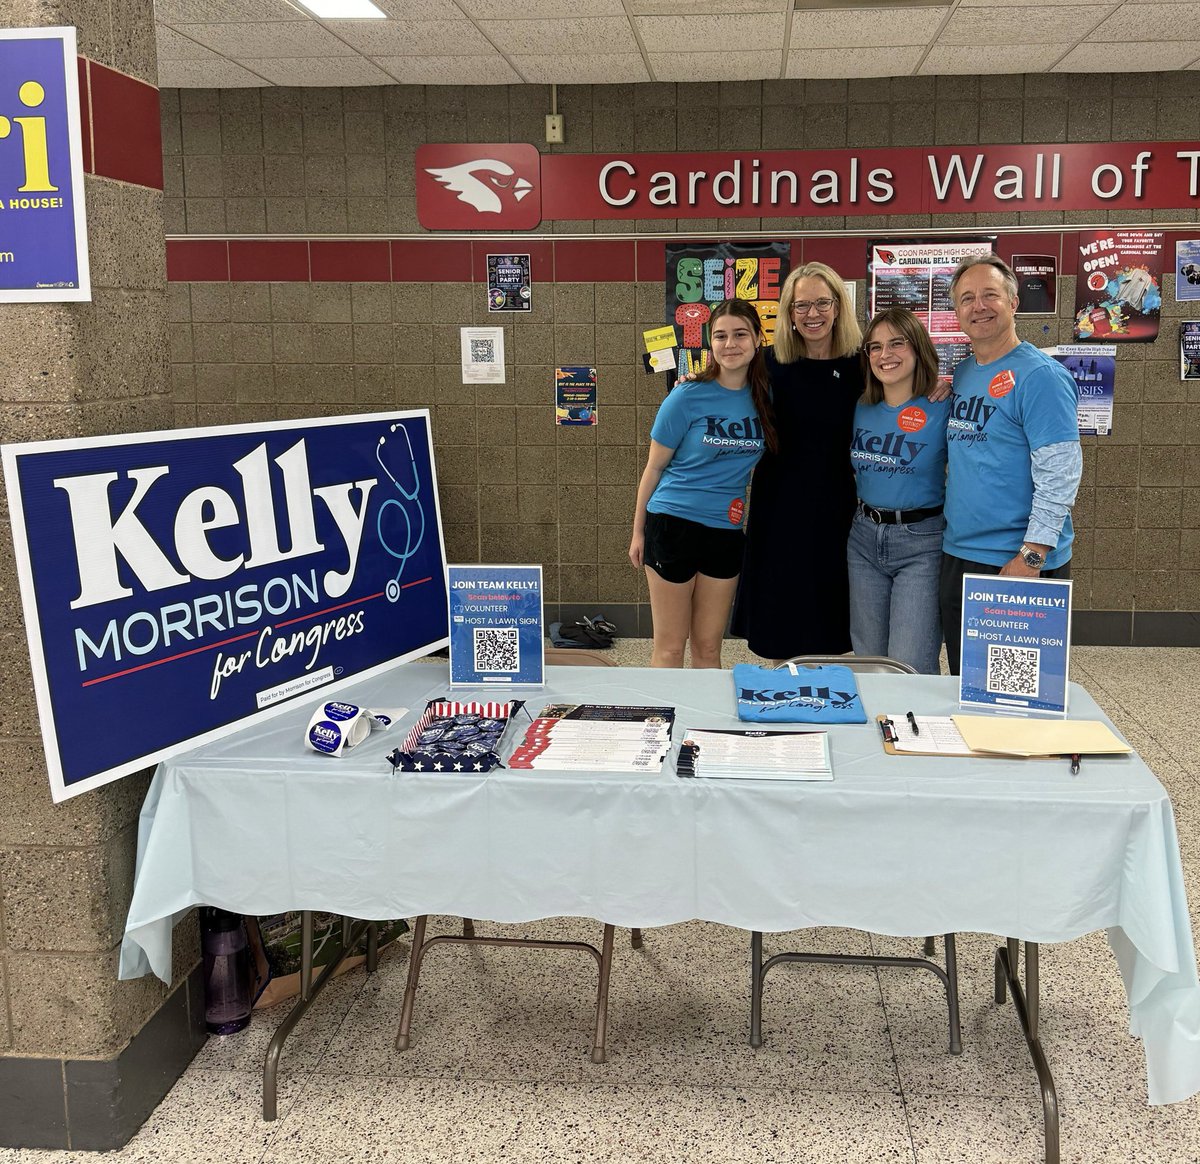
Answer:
[{"left": 858, "top": 501, "right": 944, "bottom": 525}]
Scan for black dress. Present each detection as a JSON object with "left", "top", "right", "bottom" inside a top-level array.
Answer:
[{"left": 730, "top": 349, "right": 862, "bottom": 659}]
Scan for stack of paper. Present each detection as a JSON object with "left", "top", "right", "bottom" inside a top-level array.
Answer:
[
  {"left": 676, "top": 728, "right": 833, "bottom": 781},
  {"left": 508, "top": 704, "right": 675, "bottom": 772}
]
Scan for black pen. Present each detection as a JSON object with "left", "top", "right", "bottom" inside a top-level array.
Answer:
[
  {"left": 1070, "top": 754, "right": 1081, "bottom": 776},
  {"left": 880, "top": 717, "right": 898, "bottom": 745},
  {"left": 906, "top": 711, "right": 919, "bottom": 736}
]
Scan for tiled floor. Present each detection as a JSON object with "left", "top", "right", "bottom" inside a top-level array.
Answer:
[{"left": 5, "top": 645, "right": 1200, "bottom": 1163}]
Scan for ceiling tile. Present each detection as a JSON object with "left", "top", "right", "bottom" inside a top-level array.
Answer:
[
  {"left": 155, "top": 0, "right": 299, "bottom": 21},
  {"left": 1088, "top": 2, "right": 1200, "bottom": 39},
  {"left": 155, "top": 24, "right": 222, "bottom": 59},
  {"left": 631, "top": 0, "right": 781, "bottom": 11},
  {"left": 649, "top": 49, "right": 783, "bottom": 80},
  {"left": 361, "top": 0, "right": 484, "bottom": 15},
  {"left": 938, "top": 6, "right": 1102, "bottom": 43},
  {"left": 376, "top": 54, "right": 524, "bottom": 82},
  {"left": 177, "top": 21, "right": 358, "bottom": 57},
  {"left": 636, "top": 12, "right": 785, "bottom": 50},
  {"left": 239, "top": 55, "right": 396, "bottom": 84},
  {"left": 459, "top": 0, "right": 625, "bottom": 15},
  {"left": 157, "top": 58, "right": 272, "bottom": 85},
  {"left": 788, "top": 9, "right": 948, "bottom": 49},
  {"left": 920, "top": 43, "right": 1070, "bottom": 71},
  {"left": 1055, "top": 39, "right": 1200, "bottom": 68},
  {"left": 510, "top": 53, "right": 651, "bottom": 82},
  {"left": 786, "top": 45, "right": 922, "bottom": 77},
  {"left": 324, "top": 19, "right": 496, "bottom": 54},
  {"left": 477, "top": 17, "right": 640, "bottom": 53}
]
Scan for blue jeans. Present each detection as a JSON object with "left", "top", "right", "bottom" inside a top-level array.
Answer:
[{"left": 847, "top": 510, "right": 945, "bottom": 674}]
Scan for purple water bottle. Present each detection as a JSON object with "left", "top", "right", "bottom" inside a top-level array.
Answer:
[{"left": 200, "top": 907, "right": 252, "bottom": 1035}]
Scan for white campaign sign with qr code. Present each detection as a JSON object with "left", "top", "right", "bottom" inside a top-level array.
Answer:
[
  {"left": 447, "top": 563, "right": 544, "bottom": 686},
  {"left": 959, "top": 573, "right": 1072, "bottom": 716},
  {"left": 460, "top": 326, "right": 506, "bottom": 384}
]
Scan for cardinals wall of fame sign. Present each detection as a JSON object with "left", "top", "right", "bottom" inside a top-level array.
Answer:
[{"left": 416, "top": 144, "right": 541, "bottom": 230}]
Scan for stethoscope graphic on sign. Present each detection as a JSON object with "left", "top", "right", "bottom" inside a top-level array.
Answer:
[{"left": 375, "top": 422, "right": 426, "bottom": 601}]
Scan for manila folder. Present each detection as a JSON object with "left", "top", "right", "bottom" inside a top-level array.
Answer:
[{"left": 951, "top": 716, "right": 1132, "bottom": 758}]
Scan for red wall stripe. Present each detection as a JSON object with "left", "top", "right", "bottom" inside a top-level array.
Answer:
[
  {"left": 166, "top": 240, "right": 229, "bottom": 282},
  {"left": 229, "top": 240, "right": 309, "bottom": 281},
  {"left": 87, "top": 61, "right": 162, "bottom": 191},
  {"left": 310, "top": 240, "right": 391, "bottom": 282},
  {"left": 554, "top": 240, "right": 634, "bottom": 282},
  {"left": 77, "top": 57, "right": 92, "bottom": 174},
  {"left": 391, "top": 240, "right": 471, "bottom": 282}
]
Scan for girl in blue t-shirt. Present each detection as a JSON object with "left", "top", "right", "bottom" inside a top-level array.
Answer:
[
  {"left": 630, "top": 299, "right": 777, "bottom": 668},
  {"left": 848, "top": 308, "right": 950, "bottom": 674}
]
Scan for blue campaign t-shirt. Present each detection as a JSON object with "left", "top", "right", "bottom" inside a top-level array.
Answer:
[
  {"left": 648, "top": 380, "right": 764, "bottom": 529},
  {"left": 944, "top": 342, "right": 1079, "bottom": 568},
  {"left": 850, "top": 395, "right": 950, "bottom": 511}
]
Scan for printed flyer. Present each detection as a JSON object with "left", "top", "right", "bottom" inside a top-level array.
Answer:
[
  {"left": 1182, "top": 322, "right": 1200, "bottom": 381},
  {"left": 1073, "top": 229, "right": 1164, "bottom": 342},
  {"left": 1177, "top": 239, "right": 1200, "bottom": 303},
  {"left": 867, "top": 238, "right": 994, "bottom": 380},
  {"left": 1047, "top": 343, "right": 1116, "bottom": 436},
  {"left": 487, "top": 253, "right": 531, "bottom": 311},
  {"left": 960, "top": 574, "right": 1072, "bottom": 716},
  {"left": 448, "top": 564, "right": 544, "bottom": 686},
  {"left": 665, "top": 242, "right": 789, "bottom": 379},
  {"left": 555, "top": 366, "right": 597, "bottom": 425}
]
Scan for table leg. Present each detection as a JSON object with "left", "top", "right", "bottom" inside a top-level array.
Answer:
[
  {"left": 396, "top": 914, "right": 428, "bottom": 1051},
  {"left": 749, "top": 930, "right": 764, "bottom": 1049},
  {"left": 591, "top": 924, "right": 615, "bottom": 1064},
  {"left": 263, "top": 915, "right": 374, "bottom": 1121},
  {"left": 631, "top": 927, "right": 643, "bottom": 950},
  {"left": 995, "top": 940, "right": 1060, "bottom": 1164}
]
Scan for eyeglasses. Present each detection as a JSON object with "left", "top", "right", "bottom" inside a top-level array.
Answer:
[
  {"left": 864, "top": 337, "right": 911, "bottom": 357},
  {"left": 791, "top": 298, "right": 836, "bottom": 315}
]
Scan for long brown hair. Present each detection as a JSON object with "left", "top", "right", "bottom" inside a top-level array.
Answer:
[
  {"left": 773, "top": 262, "right": 863, "bottom": 364},
  {"left": 696, "top": 299, "right": 778, "bottom": 454},
  {"left": 859, "top": 308, "right": 940, "bottom": 405}
]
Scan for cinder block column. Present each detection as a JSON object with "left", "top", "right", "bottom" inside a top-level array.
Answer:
[{"left": 0, "top": 1, "right": 205, "bottom": 1151}]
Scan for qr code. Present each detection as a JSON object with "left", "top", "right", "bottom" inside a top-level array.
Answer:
[
  {"left": 986, "top": 644, "right": 1040, "bottom": 697},
  {"left": 470, "top": 338, "right": 496, "bottom": 364},
  {"left": 474, "top": 627, "right": 519, "bottom": 673}
]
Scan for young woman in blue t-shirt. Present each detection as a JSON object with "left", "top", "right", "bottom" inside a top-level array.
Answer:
[
  {"left": 629, "top": 299, "right": 777, "bottom": 668},
  {"left": 848, "top": 308, "right": 950, "bottom": 674}
]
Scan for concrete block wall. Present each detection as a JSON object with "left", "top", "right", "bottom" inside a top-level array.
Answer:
[{"left": 163, "top": 73, "right": 1200, "bottom": 642}]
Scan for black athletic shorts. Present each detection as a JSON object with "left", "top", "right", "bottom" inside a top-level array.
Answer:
[{"left": 643, "top": 510, "right": 745, "bottom": 584}]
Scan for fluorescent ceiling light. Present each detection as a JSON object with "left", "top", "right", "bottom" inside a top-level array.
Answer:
[{"left": 295, "top": 0, "right": 387, "bottom": 16}]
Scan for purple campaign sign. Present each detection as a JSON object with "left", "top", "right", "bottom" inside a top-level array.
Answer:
[
  {"left": 2, "top": 411, "right": 449, "bottom": 801},
  {"left": 0, "top": 27, "right": 90, "bottom": 302}
]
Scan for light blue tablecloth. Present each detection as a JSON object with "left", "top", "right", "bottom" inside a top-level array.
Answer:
[{"left": 119, "top": 664, "right": 1200, "bottom": 1105}]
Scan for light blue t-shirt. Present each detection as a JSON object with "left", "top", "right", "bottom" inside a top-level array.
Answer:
[
  {"left": 648, "top": 380, "right": 764, "bottom": 530},
  {"left": 851, "top": 395, "right": 950, "bottom": 511},
  {"left": 944, "top": 342, "right": 1080, "bottom": 568}
]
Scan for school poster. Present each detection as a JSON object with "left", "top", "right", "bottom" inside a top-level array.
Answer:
[
  {"left": 1073, "top": 229, "right": 1164, "bottom": 342},
  {"left": 867, "top": 238, "right": 993, "bottom": 380},
  {"left": 664, "top": 242, "right": 789, "bottom": 378},
  {"left": 0, "top": 27, "right": 90, "bottom": 302},
  {"left": 1176, "top": 240, "right": 1200, "bottom": 303},
  {"left": 487, "top": 253, "right": 531, "bottom": 311}
]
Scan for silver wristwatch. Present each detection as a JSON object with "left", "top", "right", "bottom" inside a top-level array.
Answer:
[{"left": 1020, "top": 544, "right": 1046, "bottom": 569}]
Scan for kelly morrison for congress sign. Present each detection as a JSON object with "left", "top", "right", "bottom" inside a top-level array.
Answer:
[{"left": 1, "top": 412, "right": 449, "bottom": 802}]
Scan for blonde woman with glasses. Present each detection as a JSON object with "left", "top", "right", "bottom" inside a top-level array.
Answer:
[{"left": 729, "top": 262, "right": 864, "bottom": 660}]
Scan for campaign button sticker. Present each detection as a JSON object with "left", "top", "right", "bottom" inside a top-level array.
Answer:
[
  {"left": 309, "top": 721, "right": 343, "bottom": 754},
  {"left": 728, "top": 498, "right": 745, "bottom": 525},
  {"left": 897, "top": 405, "right": 927, "bottom": 432},
  {"left": 989, "top": 369, "right": 1016, "bottom": 398},
  {"left": 324, "top": 701, "right": 359, "bottom": 720}
]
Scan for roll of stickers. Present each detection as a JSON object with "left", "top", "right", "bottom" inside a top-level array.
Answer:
[{"left": 304, "top": 701, "right": 405, "bottom": 757}]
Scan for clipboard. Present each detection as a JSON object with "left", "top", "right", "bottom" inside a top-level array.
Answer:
[{"left": 875, "top": 715, "right": 1051, "bottom": 760}]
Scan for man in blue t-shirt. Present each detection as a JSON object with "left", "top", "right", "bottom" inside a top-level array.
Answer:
[{"left": 939, "top": 255, "right": 1082, "bottom": 674}]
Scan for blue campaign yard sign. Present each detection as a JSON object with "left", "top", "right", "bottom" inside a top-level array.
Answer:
[
  {"left": 0, "top": 27, "right": 90, "bottom": 302},
  {"left": 1, "top": 411, "right": 449, "bottom": 801},
  {"left": 960, "top": 574, "right": 1072, "bottom": 716},
  {"left": 448, "top": 565, "right": 543, "bottom": 686}
]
